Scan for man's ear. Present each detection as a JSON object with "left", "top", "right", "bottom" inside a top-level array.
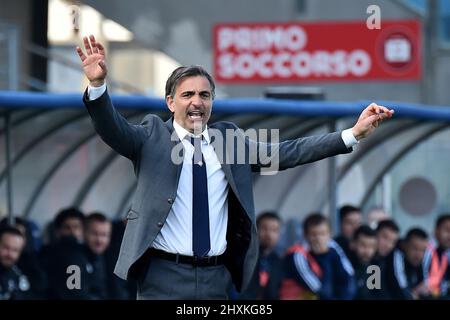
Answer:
[{"left": 166, "top": 95, "right": 175, "bottom": 113}]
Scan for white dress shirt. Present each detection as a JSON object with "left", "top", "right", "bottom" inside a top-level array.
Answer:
[
  {"left": 152, "top": 121, "right": 229, "bottom": 256},
  {"left": 87, "top": 84, "right": 358, "bottom": 257}
]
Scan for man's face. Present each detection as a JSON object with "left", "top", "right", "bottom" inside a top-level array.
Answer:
[
  {"left": 0, "top": 234, "right": 25, "bottom": 269},
  {"left": 84, "top": 221, "right": 112, "bottom": 255},
  {"left": 58, "top": 217, "right": 84, "bottom": 242},
  {"left": 435, "top": 220, "right": 450, "bottom": 249},
  {"left": 341, "top": 212, "right": 361, "bottom": 239},
  {"left": 352, "top": 235, "right": 377, "bottom": 264},
  {"left": 404, "top": 237, "right": 428, "bottom": 267},
  {"left": 306, "top": 223, "right": 330, "bottom": 254},
  {"left": 258, "top": 218, "right": 281, "bottom": 251},
  {"left": 376, "top": 228, "right": 399, "bottom": 257},
  {"left": 166, "top": 76, "right": 213, "bottom": 134}
]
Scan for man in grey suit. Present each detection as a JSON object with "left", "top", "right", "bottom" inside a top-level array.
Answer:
[{"left": 76, "top": 35, "right": 394, "bottom": 300}]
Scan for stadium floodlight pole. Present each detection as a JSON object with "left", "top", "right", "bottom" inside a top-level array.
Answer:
[{"left": 5, "top": 112, "right": 14, "bottom": 226}]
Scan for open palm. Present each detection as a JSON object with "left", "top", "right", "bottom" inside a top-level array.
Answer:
[{"left": 76, "top": 35, "right": 107, "bottom": 86}]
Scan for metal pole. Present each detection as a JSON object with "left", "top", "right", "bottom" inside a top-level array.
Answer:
[
  {"left": 5, "top": 112, "right": 14, "bottom": 225},
  {"left": 8, "top": 25, "right": 19, "bottom": 91},
  {"left": 423, "top": 0, "right": 438, "bottom": 104},
  {"left": 328, "top": 120, "right": 338, "bottom": 234}
]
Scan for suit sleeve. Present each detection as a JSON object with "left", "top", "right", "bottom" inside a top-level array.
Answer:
[
  {"left": 83, "top": 88, "right": 153, "bottom": 161},
  {"left": 246, "top": 131, "right": 352, "bottom": 173}
]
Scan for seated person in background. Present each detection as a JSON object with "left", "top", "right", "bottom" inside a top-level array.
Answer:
[
  {"left": 373, "top": 219, "right": 400, "bottom": 299},
  {"left": 0, "top": 226, "right": 31, "bottom": 300},
  {"left": 0, "top": 217, "right": 46, "bottom": 299},
  {"left": 366, "top": 207, "right": 390, "bottom": 230},
  {"left": 334, "top": 205, "right": 361, "bottom": 258},
  {"left": 375, "top": 219, "right": 400, "bottom": 260},
  {"left": 348, "top": 225, "right": 378, "bottom": 299},
  {"left": 39, "top": 207, "right": 86, "bottom": 299},
  {"left": 385, "top": 228, "right": 430, "bottom": 300},
  {"left": 82, "top": 212, "right": 113, "bottom": 299},
  {"left": 237, "top": 211, "right": 283, "bottom": 300},
  {"left": 280, "top": 213, "right": 356, "bottom": 300},
  {"left": 423, "top": 214, "right": 450, "bottom": 299}
]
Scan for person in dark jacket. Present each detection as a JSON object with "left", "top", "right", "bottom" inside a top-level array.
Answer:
[
  {"left": 82, "top": 212, "right": 113, "bottom": 299},
  {"left": 348, "top": 225, "right": 379, "bottom": 299},
  {"left": 280, "top": 213, "right": 356, "bottom": 300},
  {"left": 0, "top": 217, "right": 46, "bottom": 299},
  {"left": 237, "top": 212, "right": 283, "bottom": 300},
  {"left": 334, "top": 205, "right": 361, "bottom": 258},
  {"left": 39, "top": 207, "right": 87, "bottom": 299},
  {"left": 385, "top": 228, "right": 430, "bottom": 300},
  {"left": 0, "top": 226, "right": 31, "bottom": 300},
  {"left": 373, "top": 219, "right": 400, "bottom": 299}
]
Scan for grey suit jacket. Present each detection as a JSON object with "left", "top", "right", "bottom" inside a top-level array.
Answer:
[{"left": 83, "top": 89, "right": 352, "bottom": 292}]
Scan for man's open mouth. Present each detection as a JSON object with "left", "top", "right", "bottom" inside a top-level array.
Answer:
[{"left": 188, "top": 110, "right": 204, "bottom": 120}]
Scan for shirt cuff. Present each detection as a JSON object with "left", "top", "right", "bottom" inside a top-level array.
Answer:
[
  {"left": 87, "top": 83, "right": 107, "bottom": 101},
  {"left": 341, "top": 128, "right": 359, "bottom": 149}
]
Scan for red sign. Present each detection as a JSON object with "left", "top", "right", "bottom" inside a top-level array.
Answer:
[{"left": 213, "top": 20, "right": 421, "bottom": 83}]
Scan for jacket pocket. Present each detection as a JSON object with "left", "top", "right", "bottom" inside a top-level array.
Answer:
[{"left": 126, "top": 209, "right": 140, "bottom": 220}]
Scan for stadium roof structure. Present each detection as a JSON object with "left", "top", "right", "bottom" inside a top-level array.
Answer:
[{"left": 1, "top": 91, "right": 450, "bottom": 229}]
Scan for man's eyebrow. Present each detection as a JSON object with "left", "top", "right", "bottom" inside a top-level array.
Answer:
[{"left": 180, "top": 90, "right": 211, "bottom": 95}]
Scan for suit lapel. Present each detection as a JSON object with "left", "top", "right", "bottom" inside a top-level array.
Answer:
[{"left": 165, "top": 117, "right": 184, "bottom": 183}]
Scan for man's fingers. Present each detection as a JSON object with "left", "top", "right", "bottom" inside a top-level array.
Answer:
[
  {"left": 365, "top": 114, "right": 380, "bottom": 125},
  {"left": 97, "top": 42, "right": 105, "bottom": 56},
  {"left": 367, "top": 103, "right": 395, "bottom": 116},
  {"left": 83, "top": 36, "right": 93, "bottom": 55},
  {"left": 76, "top": 46, "right": 86, "bottom": 61},
  {"left": 367, "top": 102, "right": 378, "bottom": 113},
  {"left": 89, "top": 35, "right": 99, "bottom": 54}
]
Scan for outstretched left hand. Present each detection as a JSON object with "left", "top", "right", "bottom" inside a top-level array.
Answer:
[{"left": 352, "top": 103, "right": 394, "bottom": 141}]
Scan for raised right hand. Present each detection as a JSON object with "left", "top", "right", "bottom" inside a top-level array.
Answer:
[{"left": 76, "top": 35, "right": 107, "bottom": 87}]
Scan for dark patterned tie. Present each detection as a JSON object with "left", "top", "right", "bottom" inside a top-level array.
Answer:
[{"left": 190, "top": 136, "right": 210, "bottom": 257}]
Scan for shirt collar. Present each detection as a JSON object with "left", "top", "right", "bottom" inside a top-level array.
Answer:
[{"left": 173, "top": 119, "right": 210, "bottom": 144}]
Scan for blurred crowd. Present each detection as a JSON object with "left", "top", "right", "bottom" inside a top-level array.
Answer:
[
  {"left": 0, "top": 208, "right": 135, "bottom": 300},
  {"left": 0, "top": 205, "right": 449, "bottom": 300},
  {"left": 233, "top": 206, "right": 450, "bottom": 300}
]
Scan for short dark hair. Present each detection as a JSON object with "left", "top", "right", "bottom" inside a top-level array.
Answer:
[
  {"left": 0, "top": 216, "right": 26, "bottom": 229},
  {"left": 436, "top": 213, "right": 450, "bottom": 229},
  {"left": 85, "top": 212, "right": 109, "bottom": 229},
  {"left": 376, "top": 219, "right": 400, "bottom": 234},
  {"left": 165, "top": 65, "right": 216, "bottom": 99},
  {"left": 353, "top": 225, "right": 376, "bottom": 241},
  {"left": 303, "top": 213, "right": 328, "bottom": 235},
  {"left": 339, "top": 205, "right": 361, "bottom": 223},
  {"left": 53, "top": 207, "right": 85, "bottom": 230},
  {"left": 0, "top": 226, "right": 24, "bottom": 242},
  {"left": 404, "top": 227, "right": 428, "bottom": 242},
  {"left": 256, "top": 211, "right": 281, "bottom": 228}
]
